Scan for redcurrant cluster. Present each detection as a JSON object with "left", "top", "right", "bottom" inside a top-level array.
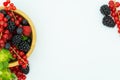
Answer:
[
  {"left": 10, "top": 46, "right": 28, "bottom": 69},
  {"left": 10, "top": 66, "right": 26, "bottom": 80},
  {"left": 3, "top": 0, "right": 16, "bottom": 10},
  {"left": 0, "top": 13, "right": 10, "bottom": 49}
]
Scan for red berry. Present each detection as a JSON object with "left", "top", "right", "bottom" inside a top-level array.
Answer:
[
  {"left": 3, "top": 2, "right": 9, "bottom": 6},
  {"left": 0, "top": 28, "right": 4, "bottom": 32},
  {"left": 112, "top": 8, "right": 116, "bottom": 12},
  {"left": 22, "top": 75, "right": 26, "bottom": 79},
  {"left": 3, "top": 23, "right": 8, "bottom": 28},
  {"left": 6, "top": 0, "right": 10, "bottom": 3},
  {"left": 116, "top": 21, "right": 120, "bottom": 25},
  {"left": 18, "top": 17, "right": 22, "bottom": 22},
  {"left": 109, "top": 0, "right": 114, "bottom": 5},
  {"left": 10, "top": 50, "right": 13, "bottom": 53},
  {"left": 8, "top": 33, "right": 12, "bottom": 40},
  {"left": 15, "top": 20, "right": 20, "bottom": 26},
  {"left": 3, "top": 34, "right": 9, "bottom": 39},
  {"left": 19, "top": 51, "right": 24, "bottom": 56},
  {"left": 9, "top": 13, "right": 12, "bottom": 17},
  {"left": 0, "top": 17, "right": 3, "bottom": 21},
  {"left": 10, "top": 3, "right": 14, "bottom": 7},
  {"left": 12, "top": 6, "right": 16, "bottom": 10},
  {"left": 115, "top": 2, "right": 120, "bottom": 7},
  {"left": 13, "top": 54, "right": 17, "bottom": 58},
  {"left": 114, "top": 16, "right": 119, "bottom": 22},
  {"left": 118, "top": 29, "right": 120, "bottom": 33},
  {"left": 0, "top": 21, "right": 5, "bottom": 26},
  {"left": 111, "top": 12, "right": 115, "bottom": 17},
  {"left": 5, "top": 7, "right": 9, "bottom": 11},
  {"left": 0, "top": 13, "right": 4, "bottom": 18},
  {"left": 23, "top": 26, "right": 32, "bottom": 36},
  {"left": 4, "top": 30, "right": 9, "bottom": 34},
  {"left": 24, "top": 59, "right": 28, "bottom": 64},
  {"left": 15, "top": 15, "right": 19, "bottom": 18},
  {"left": 23, "top": 55, "right": 27, "bottom": 59},
  {"left": 0, "top": 13, "right": 4, "bottom": 21},
  {"left": 4, "top": 18, "right": 8, "bottom": 22},
  {"left": 19, "top": 25, "right": 22, "bottom": 28},
  {"left": 0, "top": 43, "right": 5, "bottom": 48},
  {"left": 0, "top": 39, "right": 4, "bottom": 44},
  {"left": 22, "top": 64, "right": 27, "bottom": 69},
  {"left": 11, "top": 18, "right": 14, "bottom": 22},
  {"left": 18, "top": 60, "right": 23, "bottom": 65}
]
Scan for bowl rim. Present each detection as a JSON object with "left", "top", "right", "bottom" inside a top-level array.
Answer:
[{"left": 0, "top": 7, "right": 36, "bottom": 67}]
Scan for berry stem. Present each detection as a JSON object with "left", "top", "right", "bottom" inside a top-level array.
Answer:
[
  {"left": 11, "top": 11, "right": 16, "bottom": 20},
  {"left": 0, "top": 32, "right": 2, "bottom": 39},
  {"left": 11, "top": 47, "right": 28, "bottom": 66}
]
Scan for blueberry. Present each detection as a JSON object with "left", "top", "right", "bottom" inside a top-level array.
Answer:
[
  {"left": 5, "top": 43, "right": 11, "bottom": 49},
  {"left": 22, "top": 19, "right": 28, "bottom": 26},
  {"left": 17, "top": 27, "right": 23, "bottom": 34}
]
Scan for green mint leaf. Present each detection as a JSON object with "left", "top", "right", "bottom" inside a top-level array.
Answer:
[
  {"left": 22, "top": 36, "right": 28, "bottom": 41},
  {"left": 0, "top": 63, "right": 3, "bottom": 70}
]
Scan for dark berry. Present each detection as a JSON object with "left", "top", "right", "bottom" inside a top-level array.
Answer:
[
  {"left": 27, "top": 38, "right": 32, "bottom": 44},
  {"left": 17, "top": 27, "right": 23, "bottom": 34},
  {"left": 8, "top": 21, "right": 16, "bottom": 32},
  {"left": 22, "top": 19, "right": 28, "bottom": 26},
  {"left": 18, "top": 41, "right": 30, "bottom": 53},
  {"left": 100, "top": 5, "right": 110, "bottom": 16},
  {"left": 12, "top": 35, "right": 22, "bottom": 46},
  {"left": 102, "top": 16, "right": 115, "bottom": 27},
  {"left": 0, "top": 10, "right": 7, "bottom": 16},
  {"left": 6, "top": 15, "right": 11, "bottom": 21},
  {"left": 5, "top": 43, "right": 10, "bottom": 49},
  {"left": 19, "top": 65, "right": 30, "bottom": 74}
]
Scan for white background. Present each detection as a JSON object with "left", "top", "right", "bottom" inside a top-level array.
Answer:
[{"left": 1, "top": 0, "right": 120, "bottom": 80}]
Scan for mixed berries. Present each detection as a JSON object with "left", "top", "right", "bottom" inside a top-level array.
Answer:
[
  {"left": 100, "top": 0, "right": 120, "bottom": 34},
  {"left": 0, "top": 0, "right": 33, "bottom": 80},
  {"left": 10, "top": 65, "right": 29, "bottom": 80}
]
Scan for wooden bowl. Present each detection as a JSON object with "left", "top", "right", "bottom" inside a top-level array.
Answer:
[{"left": 0, "top": 7, "right": 36, "bottom": 67}]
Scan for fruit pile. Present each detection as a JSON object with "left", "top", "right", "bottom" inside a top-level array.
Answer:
[
  {"left": 0, "top": 0, "right": 33, "bottom": 80},
  {"left": 100, "top": 0, "right": 120, "bottom": 33}
]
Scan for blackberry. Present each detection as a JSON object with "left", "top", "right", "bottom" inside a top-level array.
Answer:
[
  {"left": 102, "top": 16, "right": 115, "bottom": 27},
  {"left": 0, "top": 10, "right": 7, "bottom": 16},
  {"left": 22, "top": 19, "right": 29, "bottom": 26},
  {"left": 8, "top": 21, "right": 16, "bottom": 32},
  {"left": 19, "top": 65, "right": 30, "bottom": 74},
  {"left": 18, "top": 41, "right": 30, "bottom": 53},
  {"left": 100, "top": 5, "right": 110, "bottom": 16},
  {"left": 27, "top": 38, "right": 32, "bottom": 44},
  {"left": 12, "top": 35, "right": 22, "bottom": 46},
  {"left": 6, "top": 15, "right": 11, "bottom": 21}
]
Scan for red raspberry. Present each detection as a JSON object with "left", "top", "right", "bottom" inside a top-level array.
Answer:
[{"left": 22, "top": 26, "right": 32, "bottom": 36}]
